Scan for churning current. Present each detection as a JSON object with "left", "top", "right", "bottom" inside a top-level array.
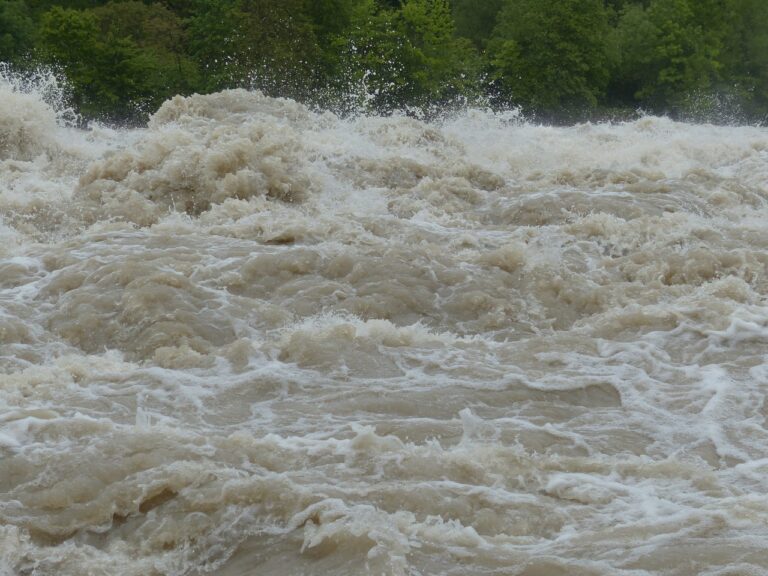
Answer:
[{"left": 1, "top": 79, "right": 768, "bottom": 576}]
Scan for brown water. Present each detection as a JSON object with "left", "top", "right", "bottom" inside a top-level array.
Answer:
[{"left": 2, "top": 77, "right": 768, "bottom": 576}]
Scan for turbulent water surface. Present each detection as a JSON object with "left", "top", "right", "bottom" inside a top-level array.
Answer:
[{"left": 2, "top": 78, "right": 768, "bottom": 576}]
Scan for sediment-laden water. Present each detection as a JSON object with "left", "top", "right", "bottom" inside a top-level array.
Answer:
[{"left": 1, "top": 78, "right": 768, "bottom": 576}]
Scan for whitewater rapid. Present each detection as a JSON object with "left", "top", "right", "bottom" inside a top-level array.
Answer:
[{"left": 1, "top": 78, "right": 768, "bottom": 576}]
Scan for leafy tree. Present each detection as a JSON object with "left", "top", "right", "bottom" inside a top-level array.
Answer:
[
  {"left": 37, "top": 6, "right": 167, "bottom": 119},
  {"left": 0, "top": 0, "right": 36, "bottom": 64},
  {"left": 25, "top": 0, "right": 112, "bottom": 17},
  {"left": 487, "top": 0, "right": 613, "bottom": 115},
  {"left": 719, "top": 0, "right": 768, "bottom": 118},
  {"left": 335, "top": 2, "right": 413, "bottom": 111},
  {"left": 93, "top": 1, "right": 198, "bottom": 97},
  {"left": 400, "top": 0, "right": 481, "bottom": 105},
  {"left": 6, "top": 0, "right": 767, "bottom": 123},
  {"left": 185, "top": 0, "right": 245, "bottom": 91},
  {"left": 304, "top": 0, "right": 359, "bottom": 42},
  {"left": 187, "top": 0, "right": 321, "bottom": 99},
  {"left": 337, "top": 0, "right": 480, "bottom": 112},
  {"left": 614, "top": 0, "right": 722, "bottom": 110},
  {"left": 157, "top": 0, "right": 198, "bottom": 18},
  {"left": 451, "top": 0, "right": 503, "bottom": 48},
  {"left": 37, "top": 7, "right": 101, "bottom": 91}
]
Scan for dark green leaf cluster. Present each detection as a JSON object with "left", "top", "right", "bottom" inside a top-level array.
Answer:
[{"left": 1, "top": 0, "right": 766, "bottom": 123}]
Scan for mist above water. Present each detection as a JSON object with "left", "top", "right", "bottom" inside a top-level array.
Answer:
[{"left": 1, "top": 74, "right": 768, "bottom": 576}]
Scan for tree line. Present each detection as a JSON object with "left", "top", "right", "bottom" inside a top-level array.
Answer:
[{"left": 2, "top": 0, "right": 767, "bottom": 123}]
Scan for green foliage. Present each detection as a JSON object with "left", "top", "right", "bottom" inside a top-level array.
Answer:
[
  {"left": 304, "top": 0, "right": 358, "bottom": 42},
  {"left": 0, "top": 0, "right": 36, "bottom": 63},
  {"left": 187, "top": 0, "right": 321, "bottom": 99},
  {"left": 1, "top": 0, "right": 766, "bottom": 122},
  {"left": 337, "top": 0, "right": 480, "bottom": 112},
  {"left": 25, "top": 0, "right": 112, "bottom": 17},
  {"left": 185, "top": 0, "right": 247, "bottom": 91},
  {"left": 615, "top": 0, "right": 722, "bottom": 110},
  {"left": 37, "top": 5, "right": 183, "bottom": 120},
  {"left": 399, "top": 0, "right": 481, "bottom": 105},
  {"left": 451, "top": 0, "right": 503, "bottom": 48},
  {"left": 94, "top": 1, "right": 198, "bottom": 98},
  {"left": 37, "top": 7, "right": 101, "bottom": 95},
  {"left": 719, "top": 0, "right": 768, "bottom": 118},
  {"left": 487, "top": 0, "right": 613, "bottom": 114},
  {"left": 335, "top": 2, "right": 415, "bottom": 112}
]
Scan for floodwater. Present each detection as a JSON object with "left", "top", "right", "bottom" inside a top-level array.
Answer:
[{"left": 2, "top": 78, "right": 768, "bottom": 576}]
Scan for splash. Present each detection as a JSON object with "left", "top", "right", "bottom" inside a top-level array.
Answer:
[{"left": 0, "top": 68, "right": 63, "bottom": 161}]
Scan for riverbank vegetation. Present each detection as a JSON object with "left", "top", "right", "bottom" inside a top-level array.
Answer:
[{"left": 2, "top": 0, "right": 766, "bottom": 123}]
